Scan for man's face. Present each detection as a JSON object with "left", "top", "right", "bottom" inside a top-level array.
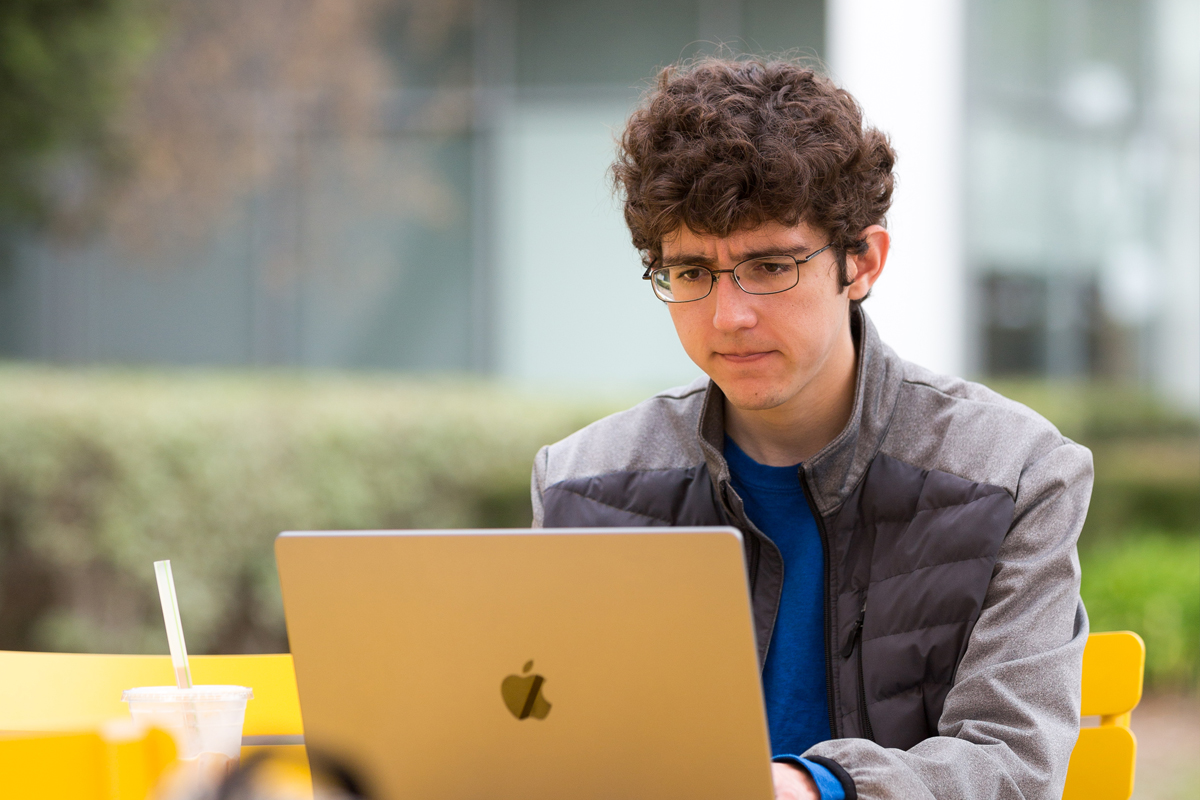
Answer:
[{"left": 661, "top": 220, "right": 856, "bottom": 413}]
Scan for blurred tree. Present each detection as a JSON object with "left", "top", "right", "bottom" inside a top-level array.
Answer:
[
  {"left": 103, "top": 0, "right": 471, "bottom": 256},
  {"left": 0, "top": 0, "right": 156, "bottom": 226},
  {"left": 106, "top": 0, "right": 399, "bottom": 253},
  {"left": 0, "top": 0, "right": 470, "bottom": 251}
]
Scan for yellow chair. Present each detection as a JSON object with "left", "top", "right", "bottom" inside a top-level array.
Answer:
[
  {"left": 0, "top": 635, "right": 1145, "bottom": 799},
  {"left": 0, "top": 650, "right": 310, "bottom": 797},
  {"left": 0, "top": 651, "right": 302, "bottom": 737},
  {"left": 1063, "top": 631, "right": 1146, "bottom": 800},
  {"left": 0, "top": 725, "right": 177, "bottom": 800}
]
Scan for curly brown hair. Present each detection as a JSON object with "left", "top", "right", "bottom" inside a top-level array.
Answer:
[{"left": 612, "top": 57, "right": 896, "bottom": 287}]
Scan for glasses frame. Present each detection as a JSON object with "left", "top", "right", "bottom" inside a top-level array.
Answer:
[{"left": 641, "top": 243, "right": 834, "bottom": 303}]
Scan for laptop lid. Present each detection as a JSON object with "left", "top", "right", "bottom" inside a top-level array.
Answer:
[{"left": 275, "top": 527, "right": 774, "bottom": 800}]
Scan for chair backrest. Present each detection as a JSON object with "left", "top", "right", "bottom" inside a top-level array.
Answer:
[
  {"left": 0, "top": 725, "right": 176, "bottom": 800},
  {"left": 1062, "top": 631, "right": 1145, "bottom": 800},
  {"left": 0, "top": 651, "right": 302, "bottom": 737}
]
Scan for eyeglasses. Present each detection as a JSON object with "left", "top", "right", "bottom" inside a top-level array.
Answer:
[{"left": 642, "top": 243, "right": 834, "bottom": 303}]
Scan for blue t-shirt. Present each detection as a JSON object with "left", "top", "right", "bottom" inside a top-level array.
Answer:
[{"left": 725, "top": 436, "right": 843, "bottom": 800}]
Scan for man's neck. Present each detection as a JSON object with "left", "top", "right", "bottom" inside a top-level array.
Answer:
[{"left": 723, "top": 320, "right": 859, "bottom": 467}]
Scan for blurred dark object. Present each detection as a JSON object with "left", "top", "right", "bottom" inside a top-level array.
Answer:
[
  {"left": 981, "top": 272, "right": 1163, "bottom": 384},
  {"left": 981, "top": 273, "right": 1100, "bottom": 378},
  {"left": 0, "top": 0, "right": 155, "bottom": 226},
  {"left": 213, "top": 748, "right": 372, "bottom": 800}
]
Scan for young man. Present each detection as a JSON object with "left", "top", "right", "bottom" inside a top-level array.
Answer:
[{"left": 531, "top": 59, "right": 1090, "bottom": 800}]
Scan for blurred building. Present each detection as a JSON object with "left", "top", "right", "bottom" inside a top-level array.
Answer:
[
  {"left": 965, "top": 0, "right": 1198, "bottom": 408},
  {"left": 0, "top": 0, "right": 1196, "bottom": 408}
]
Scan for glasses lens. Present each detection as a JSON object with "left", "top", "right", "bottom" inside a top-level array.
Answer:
[
  {"left": 652, "top": 266, "right": 713, "bottom": 302},
  {"left": 734, "top": 257, "right": 799, "bottom": 294}
]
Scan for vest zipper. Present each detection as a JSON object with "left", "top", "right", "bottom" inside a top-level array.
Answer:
[
  {"left": 722, "top": 480, "right": 768, "bottom": 664},
  {"left": 842, "top": 603, "right": 875, "bottom": 741},
  {"left": 747, "top": 525, "right": 761, "bottom": 595},
  {"left": 798, "top": 469, "right": 839, "bottom": 739}
]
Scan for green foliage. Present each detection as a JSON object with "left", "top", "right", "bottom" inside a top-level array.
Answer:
[
  {"left": 987, "top": 380, "right": 1200, "bottom": 543},
  {"left": 984, "top": 380, "right": 1200, "bottom": 442},
  {"left": 1, "top": 368, "right": 1196, "bottom": 692},
  {"left": 0, "top": 0, "right": 157, "bottom": 219},
  {"left": 1080, "top": 533, "right": 1200, "bottom": 690},
  {"left": 0, "top": 365, "right": 618, "bottom": 655}
]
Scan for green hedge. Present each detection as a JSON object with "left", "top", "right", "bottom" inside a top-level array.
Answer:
[
  {"left": 1080, "top": 533, "right": 1199, "bottom": 689},
  {"left": 0, "top": 366, "right": 619, "bottom": 655},
  {"left": 989, "top": 381, "right": 1200, "bottom": 542},
  {"left": 0, "top": 368, "right": 1196, "bottom": 690}
]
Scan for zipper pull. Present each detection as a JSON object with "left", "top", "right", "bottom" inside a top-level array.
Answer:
[{"left": 841, "top": 604, "right": 866, "bottom": 658}]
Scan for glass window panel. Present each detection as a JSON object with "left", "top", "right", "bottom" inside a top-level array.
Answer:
[
  {"left": 741, "top": 0, "right": 824, "bottom": 58},
  {"left": 515, "top": 0, "right": 699, "bottom": 87}
]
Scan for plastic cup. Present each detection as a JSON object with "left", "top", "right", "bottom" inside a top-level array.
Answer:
[{"left": 122, "top": 685, "right": 253, "bottom": 760}]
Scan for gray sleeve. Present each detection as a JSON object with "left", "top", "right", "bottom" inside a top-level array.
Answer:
[
  {"left": 531, "top": 445, "right": 549, "bottom": 528},
  {"left": 804, "top": 441, "right": 1093, "bottom": 800}
]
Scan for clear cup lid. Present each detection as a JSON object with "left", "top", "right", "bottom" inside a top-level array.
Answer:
[{"left": 122, "top": 685, "right": 253, "bottom": 703}]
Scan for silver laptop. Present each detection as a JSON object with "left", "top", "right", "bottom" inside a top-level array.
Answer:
[{"left": 276, "top": 527, "right": 774, "bottom": 800}]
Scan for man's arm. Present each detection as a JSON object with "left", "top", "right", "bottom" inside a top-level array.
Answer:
[
  {"left": 530, "top": 445, "right": 549, "bottom": 527},
  {"left": 772, "top": 762, "right": 820, "bottom": 799},
  {"left": 802, "top": 440, "right": 1092, "bottom": 799}
]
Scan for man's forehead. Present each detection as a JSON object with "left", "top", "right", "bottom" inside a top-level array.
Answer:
[{"left": 661, "top": 221, "right": 823, "bottom": 261}]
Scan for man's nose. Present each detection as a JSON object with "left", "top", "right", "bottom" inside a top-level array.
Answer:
[{"left": 710, "top": 273, "right": 757, "bottom": 332}]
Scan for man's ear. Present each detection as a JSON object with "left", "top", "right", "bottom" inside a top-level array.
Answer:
[{"left": 846, "top": 225, "right": 889, "bottom": 301}]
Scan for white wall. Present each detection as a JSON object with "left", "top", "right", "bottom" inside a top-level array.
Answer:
[
  {"left": 826, "top": 0, "right": 968, "bottom": 377},
  {"left": 1152, "top": 0, "right": 1200, "bottom": 411}
]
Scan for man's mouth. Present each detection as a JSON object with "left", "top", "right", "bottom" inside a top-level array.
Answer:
[{"left": 716, "top": 351, "right": 774, "bottom": 363}]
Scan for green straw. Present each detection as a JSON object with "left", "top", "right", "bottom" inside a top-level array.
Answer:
[{"left": 154, "top": 560, "right": 193, "bottom": 689}]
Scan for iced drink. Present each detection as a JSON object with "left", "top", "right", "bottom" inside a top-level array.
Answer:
[{"left": 123, "top": 684, "right": 253, "bottom": 762}]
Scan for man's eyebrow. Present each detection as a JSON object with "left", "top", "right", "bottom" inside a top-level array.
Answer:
[{"left": 662, "top": 243, "right": 818, "bottom": 265}]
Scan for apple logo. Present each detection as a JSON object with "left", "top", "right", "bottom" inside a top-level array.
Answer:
[{"left": 501, "top": 660, "right": 552, "bottom": 720}]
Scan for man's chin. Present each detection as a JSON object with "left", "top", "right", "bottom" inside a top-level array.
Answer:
[{"left": 715, "top": 380, "right": 792, "bottom": 412}]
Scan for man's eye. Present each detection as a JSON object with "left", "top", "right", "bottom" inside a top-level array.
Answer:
[
  {"left": 749, "top": 260, "right": 792, "bottom": 276},
  {"left": 671, "top": 267, "right": 708, "bottom": 283}
]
